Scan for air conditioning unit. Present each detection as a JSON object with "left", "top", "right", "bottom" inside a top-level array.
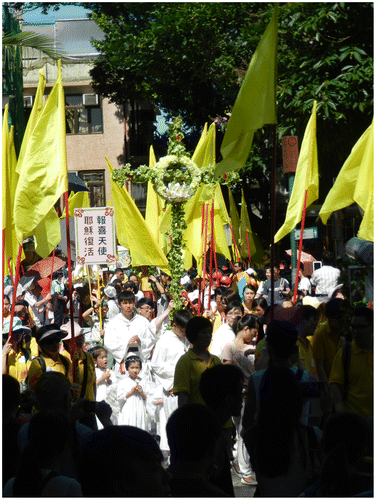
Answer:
[
  {"left": 83, "top": 93, "right": 99, "bottom": 106},
  {"left": 23, "top": 96, "right": 33, "bottom": 107}
]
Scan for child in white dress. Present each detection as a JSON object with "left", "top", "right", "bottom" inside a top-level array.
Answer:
[
  {"left": 91, "top": 346, "right": 112, "bottom": 430},
  {"left": 117, "top": 355, "right": 148, "bottom": 430}
]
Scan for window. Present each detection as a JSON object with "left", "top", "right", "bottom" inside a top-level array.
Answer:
[
  {"left": 65, "top": 94, "right": 103, "bottom": 135},
  {"left": 78, "top": 171, "right": 106, "bottom": 207}
]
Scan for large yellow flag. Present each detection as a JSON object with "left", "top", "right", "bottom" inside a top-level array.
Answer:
[
  {"left": 240, "top": 189, "right": 264, "bottom": 263},
  {"left": 14, "top": 60, "right": 68, "bottom": 242},
  {"left": 61, "top": 191, "right": 90, "bottom": 218},
  {"left": 16, "top": 69, "right": 46, "bottom": 174},
  {"left": 107, "top": 158, "right": 169, "bottom": 269},
  {"left": 228, "top": 187, "right": 240, "bottom": 244},
  {"left": 319, "top": 119, "right": 373, "bottom": 242},
  {"left": 214, "top": 6, "right": 278, "bottom": 178},
  {"left": 274, "top": 101, "right": 319, "bottom": 243},
  {"left": 145, "top": 146, "right": 165, "bottom": 241},
  {"left": 2, "top": 106, "right": 24, "bottom": 275}
]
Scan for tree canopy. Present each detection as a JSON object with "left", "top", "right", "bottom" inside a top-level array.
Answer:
[{"left": 89, "top": 3, "right": 373, "bottom": 133}]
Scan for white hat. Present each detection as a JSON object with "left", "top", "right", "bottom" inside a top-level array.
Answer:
[
  {"left": 245, "top": 267, "right": 256, "bottom": 276},
  {"left": 60, "top": 321, "right": 85, "bottom": 340},
  {"left": 188, "top": 289, "right": 199, "bottom": 302},
  {"left": 104, "top": 285, "right": 117, "bottom": 299},
  {"left": 302, "top": 296, "right": 322, "bottom": 309},
  {"left": 180, "top": 275, "right": 191, "bottom": 286}
]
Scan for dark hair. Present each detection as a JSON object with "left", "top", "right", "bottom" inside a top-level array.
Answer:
[
  {"left": 185, "top": 316, "right": 213, "bottom": 344},
  {"left": 118, "top": 290, "right": 135, "bottom": 304},
  {"left": 115, "top": 268, "right": 123, "bottom": 274},
  {"left": 266, "top": 320, "right": 298, "bottom": 360},
  {"left": 89, "top": 345, "right": 107, "bottom": 360},
  {"left": 112, "top": 278, "right": 122, "bottom": 286},
  {"left": 234, "top": 261, "right": 244, "bottom": 270},
  {"left": 200, "top": 364, "right": 244, "bottom": 410},
  {"left": 122, "top": 281, "right": 138, "bottom": 293},
  {"left": 173, "top": 309, "right": 192, "bottom": 329},
  {"left": 136, "top": 297, "right": 154, "bottom": 308},
  {"left": 244, "top": 285, "right": 257, "bottom": 294},
  {"left": 321, "top": 251, "right": 334, "bottom": 265},
  {"left": 13, "top": 410, "right": 73, "bottom": 497},
  {"left": 301, "top": 304, "right": 320, "bottom": 321},
  {"left": 325, "top": 298, "right": 345, "bottom": 319},
  {"left": 222, "top": 289, "right": 241, "bottom": 304},
  {"left": 225, "top": 301, "right": 243, "bottom": 315},
  {"left": 78, "top": 425, "right": 163, "bottom": 496},
  {"left": 352, "top": 305, "right": 373, "bottom": 326},
  {"left": 253, "top": 297, "right": 268, "bottom": 313},
  {"left": 214, "top": 286, "right": 227, "bottom": 298},
  {"left": 52, "top": 270, "right": 64, "bottom": 280},
  {"left": 125, "top": 356, "right": 142, "bottom": 370},
  {"left": 233, "top": 314, "right": 258, "bottom": 335},
  {"left": 167, "top": 404, "right": 220, "bottom": 464},
  {"left": 247, "top": 366, "right": 303, "bottom": 477},
  {"left": 33, "top": 372, "right": 72, "bottom": 412}
]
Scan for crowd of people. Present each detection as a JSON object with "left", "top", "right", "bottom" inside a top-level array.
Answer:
[{"left": 2, "top": 246, "right": 373, "bottom": 497}]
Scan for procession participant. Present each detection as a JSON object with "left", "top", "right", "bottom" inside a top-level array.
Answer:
[
  {"left": 103, "top": 284, "right": 120, "bottom": 320},
  {"left": 209, "top": 302, "right": 243, "bottom": 358},
  {"left": 311, "top": 251, "right": 341, "bottom": 302},
  {"left": 103, "top": 290, "right": 162, "bottom": 369},
  {"left": 330, "top": 306, "right": 373, "bottom": 420},
  {"left": 109, "top": 267, "right": 124, "bottom": 284},
  {"left": 50, "top": 270, "right": 68, "bottom": 329},
  {"left": 232, "top": 261, "right": 258, "bottom": 291},
  {"left": 242, "top": 285, "right": 257, "bottom": 315},
  {"left": 173, "top": 316, "right": 221, "bottom": 407},
  {"left": 150, "top": 309, "right": 191, "bottom": 454},
  {"left": 82, "top": 297, "right": 109, "bottom": 348},
  {"left": 27, "top": 325, "right": 73, "bottom": 390},
  {"left": 255, "top": 265, "right": 291, "bottom": 306}
]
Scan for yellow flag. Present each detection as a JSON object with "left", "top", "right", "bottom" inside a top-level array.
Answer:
[
  {"left": 319, "top": 119, "right": 373, "bottom": 242},
  {"left": 240, "top": 189, "right": 255, "bottom": 257},
  {"left": 16, "top": 69, "right": 46, "bottom": 174},
  {"left": 61, "top": 191, "right": 90, "bottom": 218},
  {"left": 107, "top": 158, "right": 169, "bottom": 269},
  {"left": 14, "top": 60, "right": 68, "bottom": 242},
  {"left": 145, "top": 146, "right": 165, "bottom": 241},
  {"left": 3, "top": 107, "right": 24, "bottom": 275},
  {"left": 34, "top": 208, "right": 61, "bottom": 259},
  {"left": 215, "top": 6, "right": 278, "bottom": 178},
  {"left": 228, "top": 188, "right": 240, "bottom": 244},
  {"left": 274, "top": 101, "right": 319, "bottom": 243}
]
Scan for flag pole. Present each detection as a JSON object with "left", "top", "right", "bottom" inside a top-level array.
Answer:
[
  {"left": 8, "top": 243, "right": 23, "bottom": 338},
  {"left": 270, "top": 124, "right": 277, "bottom": 319},
  {"left": 293, "top": 189, "right": 308, "bottom": 303},
  {"left": 64, "top": 191, "right": 76, "bottom": 379},
  {"left": 2, "top": 229, "right": 5, "bottom": 304}
]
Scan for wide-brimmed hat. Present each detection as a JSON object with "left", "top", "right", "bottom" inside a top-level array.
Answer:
[
  {"left": 60, "top": 321, "right": 86, "bottom": 340},
  {"left": 104, "top": 285, "right": 117, "bottom": 299},
  {"left": 36, "top": 325, "right": 66, "bottom": 344}
]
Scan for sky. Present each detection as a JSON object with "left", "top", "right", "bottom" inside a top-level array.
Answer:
[{"left": 21, "top": 3, "right": 92, "bottom": 25}]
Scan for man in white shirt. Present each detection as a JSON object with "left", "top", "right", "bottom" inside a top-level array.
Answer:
[
  {"left": 104, "top": 290, "right": 158, "bottom": 367},
  {"left": 150, "top": 309, "right": 191, "bottom": 453},
  {"left": 209, "top": 302, "right": 243, "bottom": 357},
  {"left": 311, "top": 251, "right": 340, "bottom": 302}
]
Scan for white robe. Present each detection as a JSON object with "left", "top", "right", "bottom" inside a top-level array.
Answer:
[
  {"left": 104, "top": 312, "right": 159, "bottom": 365},
  {"left": 209, "top": 323, "right": 235, "bottom": 357},
  {"left": 117, "top": 375, "right": 147, "bottom": 430}
]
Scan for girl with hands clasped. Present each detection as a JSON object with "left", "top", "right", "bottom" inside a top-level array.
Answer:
[{"left": 117, "top": 355, "right": 148, "bottom": 430}]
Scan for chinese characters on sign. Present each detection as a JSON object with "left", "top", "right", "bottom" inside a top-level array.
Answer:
[{"left": 75, "top": 207, "right": 116, "bottom": 265}]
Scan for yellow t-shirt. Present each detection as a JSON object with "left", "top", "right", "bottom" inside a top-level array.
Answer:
[
  {"left": 67, "top": 350, "right": 96, "bottom": 401},
  {"left": 297, "top": 336, "right": 316, "bottom": 375},
  {"left": 329, "top": 340, "right": 373, "bottom": 419},
  {"left": 312, "top": 321, "right": 343, "bottom": 379},
  {"left": 8, "top": 337, "right": 39, "bottom": 383},
  {"left": 27, "top": 352, "right": 73, "bottom": 389},
  {"left": 173, "top": 349, "right": 221, "bottom": 405}
]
